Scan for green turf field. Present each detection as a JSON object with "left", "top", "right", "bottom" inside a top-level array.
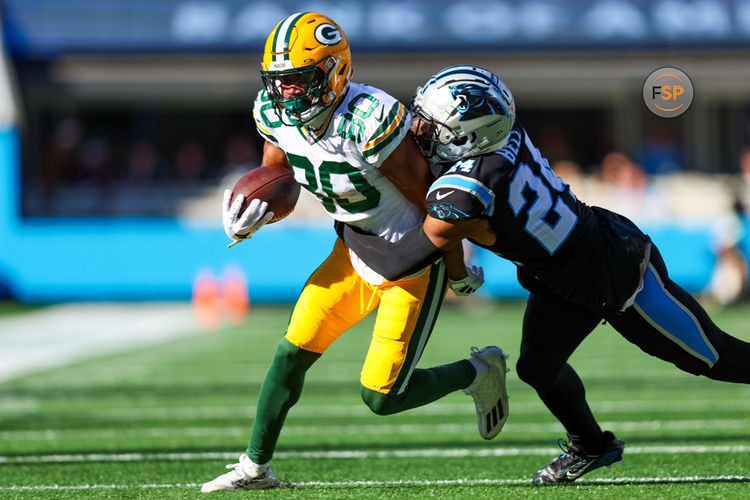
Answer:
[{"left": 1, "top": 301, "right": 749, "bottom": 499}]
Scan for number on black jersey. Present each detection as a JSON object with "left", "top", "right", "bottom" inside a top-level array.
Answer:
[{"left": 508, "top": 161, "right": 577, "bottom": 254}]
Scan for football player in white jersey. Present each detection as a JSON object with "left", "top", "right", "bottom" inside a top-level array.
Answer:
[{"left": 201, "top": 13, "right": 509, "bottom": 492}]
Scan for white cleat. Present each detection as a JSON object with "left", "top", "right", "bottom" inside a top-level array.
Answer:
[
  {"left": 201, "top": 453, "right": 279, "bottom": 492},
  {"left": 464, "top": 346, "right": 509, "bottom": 440}
]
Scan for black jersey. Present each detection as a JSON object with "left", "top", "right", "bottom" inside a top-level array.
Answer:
[
  {"left": 426, "top": 121, "right": 651, "bottom": 312},
  {"left": 426, "top": 121, "right": 596, "bottom": 268}
]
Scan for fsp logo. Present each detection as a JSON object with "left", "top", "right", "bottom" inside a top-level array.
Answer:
[{"left": 643, "top": 68, "right": 693, "bottom": 118}]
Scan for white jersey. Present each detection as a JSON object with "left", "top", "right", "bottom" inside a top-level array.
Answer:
[{"left": 253, "top": 82, "right": 423, "bottom": 284}]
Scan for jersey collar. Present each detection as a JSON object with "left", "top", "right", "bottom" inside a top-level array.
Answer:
[{"left": 297, "top": 86, "right": 350, "bottom": 144}]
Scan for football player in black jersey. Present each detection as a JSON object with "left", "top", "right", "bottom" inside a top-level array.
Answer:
[{"left": 339, "top": 65, "right": 750, "bottom": 484}]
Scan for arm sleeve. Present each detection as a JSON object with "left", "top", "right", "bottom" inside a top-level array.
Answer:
[{"left": 336, "top": 222, "right": 445, "bottom": 281}]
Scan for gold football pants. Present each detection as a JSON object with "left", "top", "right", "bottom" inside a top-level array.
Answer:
[{"left": 285, "top": 238, "right": 447, "bottom": 394}]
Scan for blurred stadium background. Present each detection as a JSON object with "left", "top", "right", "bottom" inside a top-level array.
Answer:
[{"left": 1, "top": 0, "right": 750, "bottom": 306}]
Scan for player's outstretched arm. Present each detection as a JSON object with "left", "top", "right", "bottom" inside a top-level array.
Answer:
[{"left": 340, "top": 215, "right": 489, "bottom": 281}]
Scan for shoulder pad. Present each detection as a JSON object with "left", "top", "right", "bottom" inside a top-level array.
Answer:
[
  {"left": 495, "top": 126, "right": 524, "bottom": 164},
  {"left": 346, "top": 87, "right": 410, "bottom": 166}
]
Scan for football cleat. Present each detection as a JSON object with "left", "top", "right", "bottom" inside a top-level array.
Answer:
[
  {"left": 200, "top": 453, "right": 279, "bottom": 492},
  {"left": 533, "top": 431, "right": 625, "bottom": 484},
  {"left": 464, "top": 345, "right": 510, "bottom": 440}
]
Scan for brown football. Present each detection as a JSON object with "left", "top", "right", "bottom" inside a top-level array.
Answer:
[{"left": 230, "top": 166, "right": 300, "bottom": 223}]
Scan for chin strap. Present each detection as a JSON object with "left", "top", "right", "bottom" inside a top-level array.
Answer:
[{"left": 324, "top": 55, "right": 342, "bottom": 105}]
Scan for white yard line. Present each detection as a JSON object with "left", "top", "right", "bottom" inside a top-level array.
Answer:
[
  {"left": 9, "top": 398, "right": 749, "bottom": 422},
  {"left": 2, "top": 475, "right": 750, "bottom": 491},
  {"left": 2, "top": 418, "right": 749, "bottom": 441},
  {"left": 0, "top": 303, "right": 202, "bottom": 381},
  {"left": 3, "top": 444, "right": 750, "bottom": 464}
]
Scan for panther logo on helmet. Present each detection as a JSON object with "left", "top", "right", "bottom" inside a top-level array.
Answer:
[
  {"left": 411, "top": 65, "right": 516, "bottom": 163},
  {"left": 449, "top": 83, "right": 508, "bottom": 121}
]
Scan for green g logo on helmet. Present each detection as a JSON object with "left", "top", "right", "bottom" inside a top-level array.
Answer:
[{"left": 314, "top": 23, "right": 342, "bottom": 45}]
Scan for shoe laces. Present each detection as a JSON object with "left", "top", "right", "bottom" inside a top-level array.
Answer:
[
  {"left": 225, "top": 454, "right": 261, "bottom": 479},
  {"left": 552, "top": 439, "right": 587, "bottom": 473},
  {"left": 224, "top": 459, "right": 245, "bottom": 480}
]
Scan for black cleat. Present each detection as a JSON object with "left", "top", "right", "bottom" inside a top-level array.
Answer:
[{"left": 533, "top": 431, "right": 624, "bottom": 484}]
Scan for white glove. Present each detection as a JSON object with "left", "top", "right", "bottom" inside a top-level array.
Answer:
[
  {"left": 450, "top": 265, "right": 484, "bottom": 296},
  {"left": 222, "top": 189, "right": 274, "bottom": 247}
]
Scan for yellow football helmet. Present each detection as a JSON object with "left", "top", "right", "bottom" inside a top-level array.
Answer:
[{"left": 261, "top": 12, "right": 353, "bottom": 126}]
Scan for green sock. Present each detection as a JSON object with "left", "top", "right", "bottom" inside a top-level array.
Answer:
[
  {"left": 246, "top": 338, "right": 320, "bottom": 464},
  {"left": 361, "top": 359, "right": 475, "bottom": 415}
]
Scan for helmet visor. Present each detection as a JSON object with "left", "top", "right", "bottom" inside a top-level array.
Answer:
[
  {"left": 410, "top": 104, "right": 460, "bottom": 161},
  {"left": 261, "top": 66, "right": 327, "bottom": 116}
]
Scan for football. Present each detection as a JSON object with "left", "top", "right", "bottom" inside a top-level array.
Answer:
[{"left": 230, "top": 165, "right": 300, "bottom": 223}]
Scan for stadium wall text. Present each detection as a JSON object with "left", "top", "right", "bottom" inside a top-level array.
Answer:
[{"left": 5, "top": 0, "right": 750, "bottom": 57}]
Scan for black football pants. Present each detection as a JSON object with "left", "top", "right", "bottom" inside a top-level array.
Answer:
[{"left": 516, "top": 245, "right": 750, "bottom": 452}]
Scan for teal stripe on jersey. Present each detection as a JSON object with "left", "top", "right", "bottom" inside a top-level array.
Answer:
[{"left": 429, "top": 175, "right": 495, "bottom": 216}]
